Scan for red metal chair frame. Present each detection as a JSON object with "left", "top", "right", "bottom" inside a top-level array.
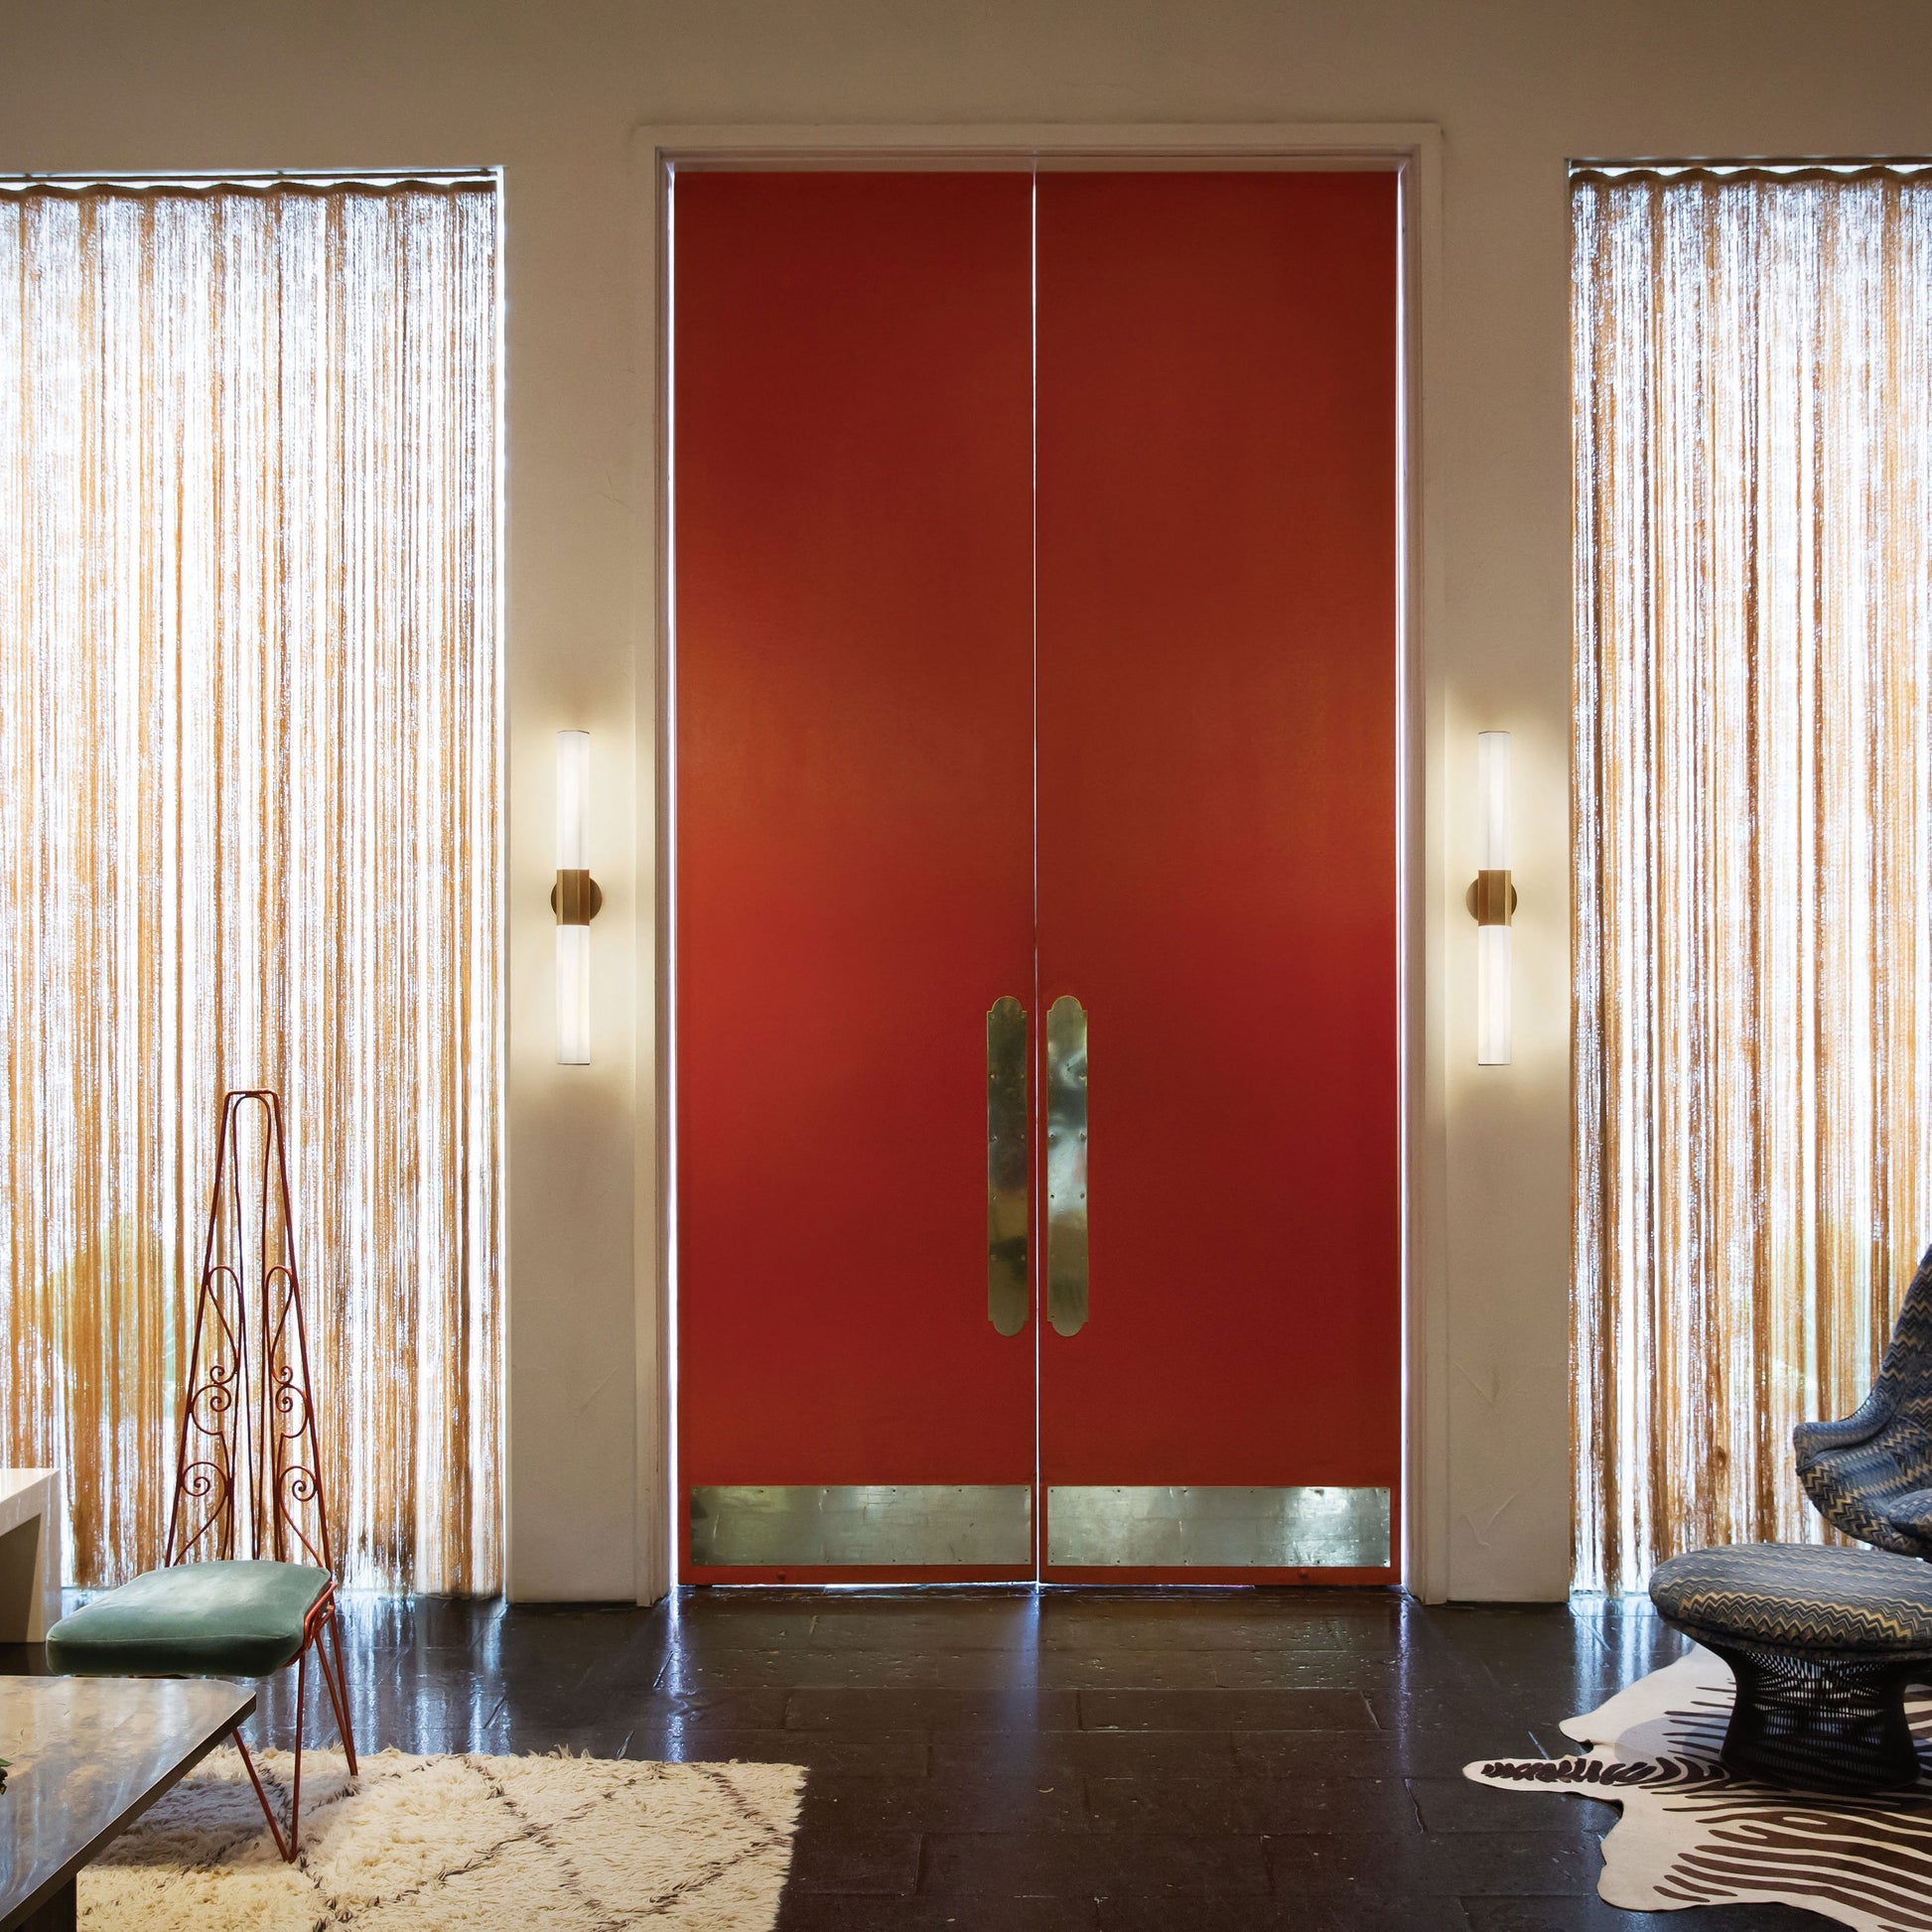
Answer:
[{"left": 165, "top": 1088, "right": 357, "bottom": 1860}]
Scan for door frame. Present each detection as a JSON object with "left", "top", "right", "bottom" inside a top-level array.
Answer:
[{"left": 629, "top": 120, "right": 1448, "bottom": 1602}]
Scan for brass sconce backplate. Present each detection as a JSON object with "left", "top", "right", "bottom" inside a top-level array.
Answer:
[
  {"left": 1465, "top": 870, "right": 1517, "bottom": 925},
  {"left": 551, "top": 869, "right": 604, "bottom": 924}
]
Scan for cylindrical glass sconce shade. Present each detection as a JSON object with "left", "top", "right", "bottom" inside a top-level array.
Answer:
[
  {"left": 1475, "top": 730, "right": 1511, "bottom": 1065},
  {"left": 1477, "top": 730, "right": 1510, "bottom": 872},
  {"left": 1476, "top": 924, "right": 1511, "bottom": 1066},
  {"left": 557, "top": 729, "right": 590, "bottom": 871},
  {"left": 557, "top": 924, "right": 591, "bottom": 1066},
  {"left": 557, "top": 730, "right": 591, "bottom": 1065}
]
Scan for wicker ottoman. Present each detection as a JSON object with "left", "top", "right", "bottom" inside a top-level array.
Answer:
[{"left": 1649, "top": 1542, "right": 1932, "bottom": 1791}]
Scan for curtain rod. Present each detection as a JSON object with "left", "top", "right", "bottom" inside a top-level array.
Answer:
[
  {"left": 1572, "top": 157, "right": 1932, "bottom": 182},
  {"left": 0, "top": 167, "right": 498, "bottom": 195}
]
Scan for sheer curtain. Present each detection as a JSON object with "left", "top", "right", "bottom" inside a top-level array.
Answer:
[
  {"left": 0, "top": 178, "right": 501, "bottom": 1592},
  {"left": 1574, "top": 166, "right": 1932, "bottom": 1592}
]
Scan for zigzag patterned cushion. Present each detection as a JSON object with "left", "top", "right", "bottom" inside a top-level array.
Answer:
[
  {"left": 1650, "top": 1543, "right": 1932, "bottom": 1659},
  {"left": 1794, "top": 1241, "right": 1932, "bottom": 1560}
]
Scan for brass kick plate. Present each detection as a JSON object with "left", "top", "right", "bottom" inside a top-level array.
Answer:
[
  {"left": 690, "top": 1484, "right": 1033, "bottom": 1567},
  {"left": 1046, "top": 1485, "right": 1391, "bottom": 1569}
]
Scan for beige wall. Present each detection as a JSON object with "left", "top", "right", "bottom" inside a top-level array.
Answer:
[{"left": 3, "top": 0, "right": 1926, "bottom": 1602}]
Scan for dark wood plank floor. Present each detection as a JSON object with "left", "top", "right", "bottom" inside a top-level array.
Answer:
[{"left": 8, "top": 1587, "right": 1828, "bottom": 1929}]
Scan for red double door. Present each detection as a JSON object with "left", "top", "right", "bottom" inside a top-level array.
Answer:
[{"left": 675, "top": 170, "right": 1399, "bottom": 1585}]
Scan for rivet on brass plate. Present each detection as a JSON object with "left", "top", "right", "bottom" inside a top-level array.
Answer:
[
  {"left": 987, "top": 996, "right": 1030, "bottom": 1336},
  {"left": 1044, "top": 994, "right": 1089, "bottom": 1337}
]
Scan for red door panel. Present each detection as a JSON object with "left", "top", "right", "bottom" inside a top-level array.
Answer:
[
  {"left": 674, "top": 173, "right": 1036, "bottom": 1582},
  {"left": 1035, "top": 172, "right": 1401, "bottom": 1583}
]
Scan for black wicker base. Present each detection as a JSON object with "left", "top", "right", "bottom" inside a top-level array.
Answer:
[{"left": 1710, "top": 1637, "right": 1921, "bottom": 1792}]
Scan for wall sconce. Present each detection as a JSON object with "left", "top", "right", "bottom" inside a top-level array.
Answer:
[
  {"left": 1468, "top": 730, "right": 1516, "bottom": 1066},
  {"left": 553, "top": 730, "right": 602, "bottom": 1065}
]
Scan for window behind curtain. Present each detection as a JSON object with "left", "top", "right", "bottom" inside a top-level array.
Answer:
[
  {"left": 0, "top": 178, "right": 501, "bottom": 1593},
  {"left": 1573, "top": 165, "right": 1932, "bottom": 1592}
]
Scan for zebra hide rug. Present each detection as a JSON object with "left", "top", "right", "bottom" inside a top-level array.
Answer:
[{"left": 1465, "top": 1648, "right": 1932, "bottom": 1930}]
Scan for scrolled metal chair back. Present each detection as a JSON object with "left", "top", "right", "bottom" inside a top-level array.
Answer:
[{"left": 164, "top": 1089, "right": 335, "bottom": 1577}]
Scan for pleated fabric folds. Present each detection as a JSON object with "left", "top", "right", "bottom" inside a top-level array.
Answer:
[
  {"left": 0, "top": 179, "right": 501, "bottom": 1592},
  {"left": 1574, "top": 168, "right": 1932, "bottom": 1592}
]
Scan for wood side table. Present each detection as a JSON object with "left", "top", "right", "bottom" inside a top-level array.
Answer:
[
  {"left": 0, "top": 1675, "right": 256, "bottom": 1930},
  {"left": 0, "top": 1477, "right": 58, "bottom": 1645}
]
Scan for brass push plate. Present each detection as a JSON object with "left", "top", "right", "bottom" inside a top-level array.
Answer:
[
  {"left": 1044, "top": 995, "right": 1089, "bottom": 1336},
  {"left": 986, "top": 996, "right": 1030, "bottom": 1336}
]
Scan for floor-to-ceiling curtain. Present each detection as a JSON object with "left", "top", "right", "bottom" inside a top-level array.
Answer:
[
  {"left": 1574, "top": 166, "right": 1932, "bottom": 1592},
  {"left": 0, "top": 178, "right": 501, "bottom": 1593}
]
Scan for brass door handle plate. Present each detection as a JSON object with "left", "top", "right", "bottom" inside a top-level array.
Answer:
[
  {"left": 986, "top": 996, "right": 1030, "bottom": 1335},
  {"left": 1044, "top": 993, "right": 1089, "bottom": 1337}
]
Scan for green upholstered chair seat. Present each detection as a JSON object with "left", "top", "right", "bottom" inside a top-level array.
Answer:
[{"left": 46, "top": 1560, "right": 331, "bottom": 1678}]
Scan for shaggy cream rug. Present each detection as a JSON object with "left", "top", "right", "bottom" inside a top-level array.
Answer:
[
  {"left": 78, "top": 1746, "right": 804, "bottom": 1930},
  {"left": 1465, "top": 1648, "right": 1932, "bottom": 1931}
]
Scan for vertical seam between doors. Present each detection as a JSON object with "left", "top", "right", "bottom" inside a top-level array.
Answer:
[{"left": 1030, "top": 166, "right": 1042, "bottom": 1584}]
